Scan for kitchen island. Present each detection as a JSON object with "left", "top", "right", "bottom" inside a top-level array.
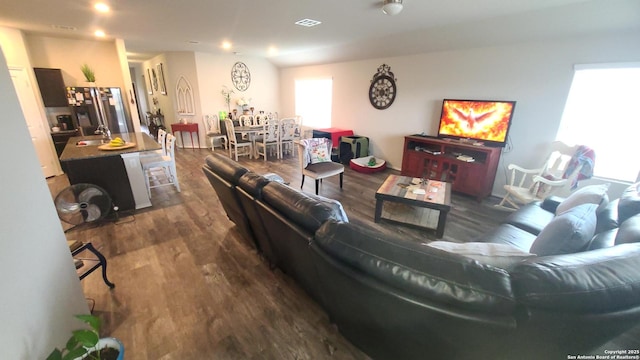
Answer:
[{"left": 59, "top": 132, "right": 161, "bottom": 211}]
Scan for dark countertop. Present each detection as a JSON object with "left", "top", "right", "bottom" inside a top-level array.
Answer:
[
  {"left": 59, "top": 132, "right": 161, "bottom": 161},
  {"left": 51, "top": 129, "right": 79, "bottom": 136}
]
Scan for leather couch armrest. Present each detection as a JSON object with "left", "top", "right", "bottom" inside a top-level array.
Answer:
[
  {"left": 511, "top": 243, "right": 640, "bottom": 312},
  {"left": 262, "top": 182, "right": 348, "bottom": 233},
  {"left": 315, "top": 221, "right": 516, "bottom": 314},
  {"left": 205, "top": 153, "right": 248, "bottom": 184}
]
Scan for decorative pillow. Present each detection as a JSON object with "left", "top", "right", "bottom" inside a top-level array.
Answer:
[
  {"left": 426, "top": 241, "right": 535, "bottom": 269},
  {"left": 530, "top": 203, "right": 598, "bottom": 256},
  {"left": 555, "top": 183, "right": 610, "bottom": 214},
  {"left": 618, "top": 182, "right": 640, "bottom": 223},
  {"left": 309, "top": 142, "right": 331, "bottom": 164}
]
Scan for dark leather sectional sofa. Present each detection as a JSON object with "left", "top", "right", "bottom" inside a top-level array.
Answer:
[{"left": 202, "top": 153, "right": 640, "bottom": 360}]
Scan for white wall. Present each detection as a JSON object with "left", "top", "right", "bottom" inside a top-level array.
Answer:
[
  {"left": 0, "top": 27, "right": 62, "bottom": 175},
  {"left": 142, "top": 52, "right": 280, "bottom": 148},
  {"left": 280, "top": 30, "right": 640, "bottom": 196},
  {"left": 195, "top": 53, "right": 280, "bottom": 119},
  {"left": 26, "top": 34, "right": 126, "bottom": 88},
  {"left": 0, "top": 49, "right": 89, "bottom": 359}
]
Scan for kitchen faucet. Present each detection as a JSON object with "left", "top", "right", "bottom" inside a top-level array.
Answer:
[{"left": 95, "top": 124, "right": 111, "bottom": 140}]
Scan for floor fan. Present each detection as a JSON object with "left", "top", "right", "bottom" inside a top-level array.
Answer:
[{"left": 54, "top": 183, "right": 113, "bottom": 227}]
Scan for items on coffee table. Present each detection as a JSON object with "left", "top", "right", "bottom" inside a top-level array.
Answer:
[{"left": 375, "top": 174, "right": 452, "bottom": 238}]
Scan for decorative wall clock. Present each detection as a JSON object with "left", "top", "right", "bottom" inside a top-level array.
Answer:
[
  {"left": 231, "top": 61, "right": 251, "bottom": 91},
  {"left": 369, "top": 63, "right": 397, "bottom": 110}
]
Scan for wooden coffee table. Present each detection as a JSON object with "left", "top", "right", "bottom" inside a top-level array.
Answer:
[{"left": 375, "top": 174, "right": 452, "bottom": 238}]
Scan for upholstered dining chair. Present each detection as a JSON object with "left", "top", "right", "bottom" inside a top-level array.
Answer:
[
  {"left": 297, "top": 138, "right": 344, "bottom": 195},
  {"left": 239, "top": 114, "right": 254, "bottom": 127},
  {"left": 255, "top": 118, "right": 280, "bottom": 161},
  {"left": 203, "top": 114, "right": 227, "bottom": 151},
  {"left": 279, "top": 118, "right": 298, "bottom": 158},
  {"left": 224, "top": 118, "right": 253, "bottom": 161}
]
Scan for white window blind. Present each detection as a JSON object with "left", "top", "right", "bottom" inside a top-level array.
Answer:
[
  {"left": 556, "top": 63, "right": 640, "bottom": 182},
  {"left": 294, "top": 78, "right": 332, "bottom": 128}
]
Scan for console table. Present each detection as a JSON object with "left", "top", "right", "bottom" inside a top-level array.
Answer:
[
  {"left": 171, "top": 122, "right": 199, "bottom": 149},
  {"left": 401, "top": 135, "right": 501, "bottom": 200}
]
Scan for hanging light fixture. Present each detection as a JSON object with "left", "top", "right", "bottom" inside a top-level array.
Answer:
[{"left": 382, "top": 0, "right": 403, "bottom": 16}]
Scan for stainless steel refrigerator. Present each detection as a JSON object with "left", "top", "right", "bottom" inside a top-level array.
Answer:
[{"left": 67, "top": 87, "right": 132, "bottom": 136}]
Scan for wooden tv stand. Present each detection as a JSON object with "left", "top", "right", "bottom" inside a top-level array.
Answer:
[{"left": 401, "top": 135, "right": 501, "bottom": 200}]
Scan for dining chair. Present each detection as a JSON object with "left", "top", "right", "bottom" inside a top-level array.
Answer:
[
  {"left": 239, "top": 114, "right": 254, "bottom": 127},
  {"left": 224, "top": 118, "right": 253, "bottom": 160},
  {"left": 141, "top": 133, "right": 181, "bottom": 198},
  {"left": 279, "top": 118, "right": 299, "bottom": 158},
  {"left": 254, "top": 114, "right": 268, "bottom": 126},
  {"left": 297, "top": 138, "right": 344, "bottom": 195},
  {"left": 203, "top": 114, "right": 227, "bottom": 151},
  {"left": 255, "top": 118, "right": 280, "bottom": 161}
]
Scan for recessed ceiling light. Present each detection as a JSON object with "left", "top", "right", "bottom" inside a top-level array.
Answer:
[
  {"left": 268, "top": 46, "right": 278, "bottom": 56},
  {"left": 94, "top": 3, "right": 110, "bottom": 13},
  {"left": 222, "top": 41, "right": 232, "bottom": 50},
  {"left": 295, "top": 19, "right": 322, "bottom": 27},
  {"left": 94, "top": 30, "right": 105, "bottom": 37}
]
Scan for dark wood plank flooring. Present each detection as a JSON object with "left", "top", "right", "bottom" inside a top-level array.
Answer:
[{"left": 46, "top": 147, "right": 640, "bottom": 359}]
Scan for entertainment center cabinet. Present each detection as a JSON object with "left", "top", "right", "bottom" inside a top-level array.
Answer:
[{"left": 401, "top": 135, "right": 501, "bottom": 200}]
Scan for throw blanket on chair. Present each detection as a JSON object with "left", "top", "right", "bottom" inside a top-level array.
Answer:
[{"left": 564, "top": 145, "right": 595, "bottom": 189}]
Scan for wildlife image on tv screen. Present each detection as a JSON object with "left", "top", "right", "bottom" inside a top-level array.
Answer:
[{"left": 438, "top": 100, "right": 515, "bottom": 143}]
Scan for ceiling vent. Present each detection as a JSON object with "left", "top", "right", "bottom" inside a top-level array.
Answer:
[
  {"left": 51, "top": 24, "right": 77, "bottom": 31},
  {"left": 295, "top": 19, "right": 322, "bottom": 27}
]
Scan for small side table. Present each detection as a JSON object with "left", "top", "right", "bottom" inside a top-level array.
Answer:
[
  {"left": 72, "top": 242, "right": 115, "bottom": 288},
  {"left": 171, "top": 123, "right": 199, "bottom": 149}
]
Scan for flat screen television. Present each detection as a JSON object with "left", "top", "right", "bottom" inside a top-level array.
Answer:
[{"left": 437, "top": 99, "right": 516, "bottom": 147}]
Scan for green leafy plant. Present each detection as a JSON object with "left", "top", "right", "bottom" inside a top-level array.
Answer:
[
  {"left": 80, "top": 64, "right": 96, "bottom": 83},
  {"left": 47, "top": 314, "right": 102, "bottom": 360}
]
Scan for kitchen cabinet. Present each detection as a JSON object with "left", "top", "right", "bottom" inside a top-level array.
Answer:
[{"left": 33, "top": 67, "right": 68, "bottom": 107}]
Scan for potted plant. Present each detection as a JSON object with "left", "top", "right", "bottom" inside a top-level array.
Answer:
[
  {"left": 47, "top": 314, "right": 124, "bottom": 360},
  {"left": 80, "top": 64, "right": 96, "bottom": 86},
  {"left": 220, "top": 85, "right": 234, "bottom": 114}
]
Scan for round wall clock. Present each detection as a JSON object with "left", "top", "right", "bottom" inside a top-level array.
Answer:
[
  {"left": 231, "top": 62, "right": 251, "bottom": 91},
  {"left": 369, "top": 64, "right": 397, "bottom": 110}
]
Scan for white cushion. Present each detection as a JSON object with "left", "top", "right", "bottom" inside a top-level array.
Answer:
[
  {"left": 556, "top": 183, "right": 610, "bottom": 214},
  {"left": 426, "top": 241, "right": 535, "bottom": 269}
]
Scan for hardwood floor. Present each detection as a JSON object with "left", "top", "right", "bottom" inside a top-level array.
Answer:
[{"left": 46, "top": 147, "right": 639, "bottom": 359}]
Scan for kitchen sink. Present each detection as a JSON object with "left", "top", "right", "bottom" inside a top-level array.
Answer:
[{"left": 76, "top": 139, "right": 108, "bottom": 146}]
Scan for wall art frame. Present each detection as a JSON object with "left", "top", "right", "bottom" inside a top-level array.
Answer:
[
  {"left": 146, "top": 68, "right": 153, "bottom": 95},
  {"left": 157, "top": 63, "right": 167, "bottom": 95}
]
